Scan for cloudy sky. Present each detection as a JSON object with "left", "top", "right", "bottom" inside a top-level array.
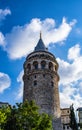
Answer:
[{"left": 0, "top": 0, "right": 82, "bottom": 109}]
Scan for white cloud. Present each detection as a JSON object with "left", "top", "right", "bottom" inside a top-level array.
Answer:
[
  {"left": 0, "top": 8, "right": 11, "bottom": 21},
  {"left": 0, "top": 32, "right": 5, "bottom": 46},
  {"left": 79, "top": 82, "right": 82, "bottom": 92},
  {"left": 68, "top": 44, "right": 81, "bottom": 60},
  {"left": 0, "top": 72, "right": 11, "bottom": 93},
  {"left": 60, "top": 90, "right": 82, "bottom": 110},
  {"left": 60, "top": 85, "right": 76, "bottom": 108},
  {"left": 58, "top": 44, "right": 82, "bottom": 86},
  {"left": 60, "top": 82, "right": 82, "bottom": 108},
  {"left": 57, "top": 44, "right": 82, "bottom": 109},
  {"left": 16, "top": 70, "right": 24, "bottom": 100},
  {"left": 0, "top": 8, "right": 11, "bottom": 46},
  {"left": 3, "top": 17, "right": 76, "bottom": 59}
]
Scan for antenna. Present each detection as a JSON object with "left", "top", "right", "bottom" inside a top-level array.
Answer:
[{"left": 40, "top": 31, "right": 42, "bottom": 39}]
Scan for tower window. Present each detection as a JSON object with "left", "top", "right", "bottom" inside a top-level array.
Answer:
[
  {"left": 34, "top": 75, "right": 36, "bottom": 78},
  {"left": 41, "top": 60, "right": 46, "bottom": 69},
  {"left": 43, "top": 74, "right": 45, "bottom": 77},
  {"left": 33, "top": 61, "right": 38, "bottom": 69},
  {"left": 27, "top": 77, "right": 29, "bottom": 80},
  {"left": 49, "top": 62, "right": 53, "bottom": 70},
  {"left": 63, "top": 125, "right": 65, "bottom": 130},
  {"left": 34, "top": 80, "right": 37, "bottom": 86},
  {"left": 51, "top": 76, "right": 53, "bottom": 79},
  {"left": 27, "top": 63, "right": 31, "bottom": 71},
  {"left": 67, "top": 126, "right": 69, "bottom": 129}
]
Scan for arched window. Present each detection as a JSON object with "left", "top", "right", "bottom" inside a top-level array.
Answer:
[
  {"left": 43, "top": 74, "right": 45, "bottom": 77},
  {"left": 27, "top": 63, "right": 31, "bottom": 71},
  {"left": 34, "top": 75, "right": 36, "bottom": 78},
  {"left": 67, "top": 126, "right": 69, "bottom": 129},
  {"left": 33, "top": 61, "right": 38, "bottom": 69},
  {"left": 34, "top": 80, "right": 37, "bottom": 86},
  {"left": 49, "top": 62, "right": 53, "bottom": 70},
  {"left": 63, "top": 125, "right": 65, "bottom": 130},
  {"left": 41, "top": 60, "right": 46, "bottom": 69}
]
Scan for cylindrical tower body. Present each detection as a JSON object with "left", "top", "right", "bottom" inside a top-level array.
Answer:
[{"left": 23, "top": 51, "right": 61, "bottom": 117}]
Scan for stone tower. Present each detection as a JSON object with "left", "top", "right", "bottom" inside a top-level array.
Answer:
[{"left": 23, "top": 33, "right": 62, "bottom": 130}]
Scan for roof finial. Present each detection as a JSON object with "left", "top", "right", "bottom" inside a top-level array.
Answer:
[
  {"left": 40, "top": 31, "right": 42, "bottom": 39},
  {"left": 34, "top": 31, "right": 48, "bottom": 51}
]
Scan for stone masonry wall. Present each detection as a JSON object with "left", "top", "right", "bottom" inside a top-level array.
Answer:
[{"left": 23, "top": 51, "right": 62, "bottom": 130}]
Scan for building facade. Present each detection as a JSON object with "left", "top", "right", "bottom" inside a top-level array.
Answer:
[
  {"left": 77, "top": 107, "right": 82, "bottom": 129},
  {"left": 61, "top": 108, "right": 71, "bottom": 130},
  {"left": 0, "top": 102, "right": 9, "bottom": 108},
  {"left": 23, "top": 33, "right": 62, "bottom": 130}
]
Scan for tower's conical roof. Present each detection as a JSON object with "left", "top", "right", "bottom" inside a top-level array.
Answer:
[{"left": 34, "top": 32, "right": 48, "bottom": 51}]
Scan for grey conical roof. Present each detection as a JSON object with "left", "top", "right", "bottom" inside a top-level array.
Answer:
[{"left": 34, "top": 33, "right": 48, "bottom": 51}]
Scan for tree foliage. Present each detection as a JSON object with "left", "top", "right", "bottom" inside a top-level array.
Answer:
[
  {"left": 69, "top": 104, "right": 78, "bottom": 130},
  {"left": 0, "top": 105, "right": 11, "bottom": 130},
  {"left": 0, "top": 100, "right": 52, "bottom": 130}
]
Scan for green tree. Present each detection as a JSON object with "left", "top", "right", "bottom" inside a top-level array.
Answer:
[
  {"left": 0, "top": 110, "right": 6, "bottom": 130},
  {"left": 69, "top": 104, "right": 78, "bottom": 130},
  {"left": 0, "top": 105, "right": 11, "bottom": 130},
  {"left": 0, "top": 100, "right": 52, "bottom": 130},
  {"left": 3, "top": 105, "right": 19, "bottom": 130}
]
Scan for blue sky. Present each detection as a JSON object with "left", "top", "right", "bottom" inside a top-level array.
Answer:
[{"left": 0, "top": 0, "right": 82, "bottom": 109}]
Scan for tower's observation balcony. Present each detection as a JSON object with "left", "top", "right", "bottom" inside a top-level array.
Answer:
[{"left": 24, "top": 51, "right": 59, "bottom": 79}]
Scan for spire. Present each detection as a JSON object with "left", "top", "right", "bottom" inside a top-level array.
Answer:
[
  {"left": 40, "top": 31, "right": 42, "bottom": 39},
  {"left": 34, "top": 32, "right": 48, "bottom": 51}
]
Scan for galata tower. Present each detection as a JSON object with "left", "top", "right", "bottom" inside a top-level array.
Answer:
[{"left": 23, "top": 33, "right": 62, "bottom": 130}]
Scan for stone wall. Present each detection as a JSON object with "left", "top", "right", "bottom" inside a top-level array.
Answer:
[{"left": 23, "top": 51, "right": 62, "bottom": 130}]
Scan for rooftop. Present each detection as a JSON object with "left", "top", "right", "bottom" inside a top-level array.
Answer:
[
  {"left": 77, "top": 107, "right": 82, "bottom": 111},
  {"left": 34, "top": 32, "right": 48, "bottom": 51}
]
